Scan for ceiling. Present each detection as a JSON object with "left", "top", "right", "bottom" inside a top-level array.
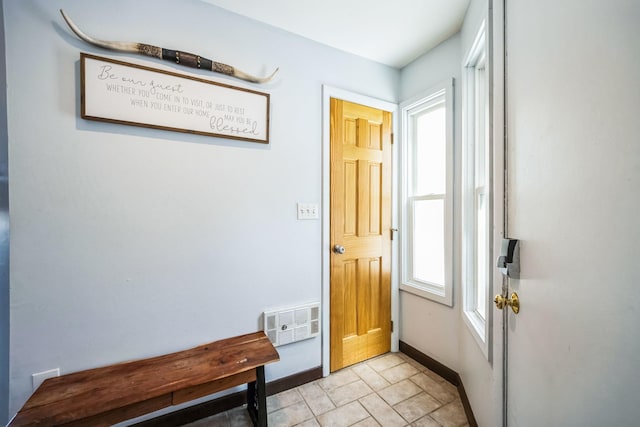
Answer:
[{"left": 200, "top": 0, "right": 471, "bottom": 69}]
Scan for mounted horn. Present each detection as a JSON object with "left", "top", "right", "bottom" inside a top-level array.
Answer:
[{"left": 59, "top": 9, "right": 278, "bottom": 84}]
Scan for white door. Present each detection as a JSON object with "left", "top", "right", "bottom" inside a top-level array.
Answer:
[{"left": 503, "top": 0, "right": 640, "bottom": 425}]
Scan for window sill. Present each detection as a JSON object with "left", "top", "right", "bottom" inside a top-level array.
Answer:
[{"left": 400, "top": 282, "right": 452, "bottom": 307}]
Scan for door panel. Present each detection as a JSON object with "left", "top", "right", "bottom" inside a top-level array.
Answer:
[
  {"left": 504, "top": 1, "right": 640, "bottom": 425},
  {"left": 330, "top": 98, "right": 391, "bottom": 372}
]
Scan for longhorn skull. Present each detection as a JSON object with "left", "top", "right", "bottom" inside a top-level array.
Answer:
[{"left": 59, "top": 9, "right": 278, "bottom": 84}]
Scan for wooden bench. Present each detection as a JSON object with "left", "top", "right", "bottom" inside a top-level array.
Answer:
[{"left": 9, "top": 331, "right": 279, "bottom": 426}]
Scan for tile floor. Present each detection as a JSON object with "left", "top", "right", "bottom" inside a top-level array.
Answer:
[{"left": 185, "top": 352, "right": 469, "bottom": 427}]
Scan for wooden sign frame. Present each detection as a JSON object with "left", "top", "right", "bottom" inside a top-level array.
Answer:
[{"left": 80, "top": 53, "right": 270, "bottom": 143}]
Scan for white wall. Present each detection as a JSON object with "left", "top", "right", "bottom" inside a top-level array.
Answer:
[
  {"left": 506, "top": 0, "right": 640, "bottom": 425},
  {"left": 395, "top": 1, "right": 640, "bottom": 426},
  {"left": 398, "top": 33, "right": 464, "bottom": 371},
  {"left": 399, "top": 2, "right": 504, "bottom": 426},
  {"left": 4, "top": 0, "right": 398, "bottom": 420},
  {"left": 455, "top": 1, "right": 504, "bottom": 426},
  {"left": 407, "top": 1, "right": 640, "bottom": 426}
]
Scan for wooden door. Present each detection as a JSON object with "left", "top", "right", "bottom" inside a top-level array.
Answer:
[{"left": 330, "top": 98, "right": 392, "bottom": 372}]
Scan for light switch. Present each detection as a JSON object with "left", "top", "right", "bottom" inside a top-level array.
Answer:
[{"left": 297, "top": 203, "right": 319, "bottom": 220}]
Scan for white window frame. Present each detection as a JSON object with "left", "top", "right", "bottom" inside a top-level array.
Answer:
[
  {"left": 399, "top": 79, "right": 454, "bottom": 307},
  {"left": 462, "top": 20, "right": 492, "bottom": 358}
]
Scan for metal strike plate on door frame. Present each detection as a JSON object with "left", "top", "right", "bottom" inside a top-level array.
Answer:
[{"left": 497, "top": 238, "right": 520, "bottom": 279}]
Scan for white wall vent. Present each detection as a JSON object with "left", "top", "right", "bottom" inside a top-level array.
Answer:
[{"left": 263, "top": 302, "right": 320, "bottom": 347}]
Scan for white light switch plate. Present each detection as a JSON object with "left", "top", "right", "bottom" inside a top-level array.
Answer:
[{"left": 297, "top": 203, "right": 319, "bottom": 220}]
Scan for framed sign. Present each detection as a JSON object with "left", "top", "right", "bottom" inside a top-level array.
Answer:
[{"left": 80, "top": 53, "right": 270, "bottom": 143}]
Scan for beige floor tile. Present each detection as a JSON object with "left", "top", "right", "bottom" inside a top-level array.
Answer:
[
  {"left": 299, "top": 381, "right": 328, "bottom": 399},
  {"left": 352, "top": 363, "right": 391, "bottom": 391},
  {"left": 396, "top": 354, "right": 427, "bottom": 372},
  {"left": 317, "top": 368, "right": 359, "bottom": 392},
  {"left": 296, "top": 418, "right": 321, "bottom": 427},
  {"left": 267, "top": 400, "right": 314, "bottom": 427},
  {"left": 227, "top": 406, "right": 253, "bottom": 427},
  {"left": 393, "top": 392, "right": 441, "bottom": 423},
  {"left": 367, "top": 354, "right": 405, "bottom": 373},
  {"left": 409, "top": 373, "right": 457, "bottom": 404},
  {"left": 180, "top": 353, "right": 468, "bottom": 427},
  {"left": 378, "top": 379, "right": 423, "bottom": 406},
  {"left": 327, "top": 379, "right": 373, "bottom": 406},
  {"left": 429, "top": 400, "right": 468, "bottom": 427},
  {"left": 298, "top": 382, "right": 336, "bottom": 416},
  {"left": 268, "top": 388, "right": 305, "bottom": 413},
  {"left": 352, "top": 417, "right": 381, "bottom": 427},
  {"left": 411, "top": 415, "right": 441, "bottom": 427},
  {"left": 379, "top": 363, "right": 420, "bottom": 384},
  {"left": 421, "top": 368, "right": 447, "bottom": 383},
  {"left": 359, "top": 393, "right": 407, "bottom": 427},
  {"left": 316, "top": 401, "right": 370, "bottom": 427}
]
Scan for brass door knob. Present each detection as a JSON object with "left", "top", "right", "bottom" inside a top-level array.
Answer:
[{"left": 494, "top": 292, "right": 520, "bottom": 314}]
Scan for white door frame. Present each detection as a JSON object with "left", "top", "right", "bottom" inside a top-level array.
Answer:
[
  {"left": 491, "top": 0, "right": 508, "bottom": 424},
  {"left": 321, "top": 85, "right": 399, "bottom": 377}
]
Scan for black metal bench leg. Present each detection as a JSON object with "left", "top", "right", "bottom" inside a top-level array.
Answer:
[{"left": 246, "top": 366, "right": 267, "bottom": 427}]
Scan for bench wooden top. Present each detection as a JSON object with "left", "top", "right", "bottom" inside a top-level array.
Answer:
[{"left": 10, "top": 331, "right": 279, "bottom": 426}]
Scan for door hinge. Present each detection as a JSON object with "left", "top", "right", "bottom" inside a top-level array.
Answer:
[
  {"left": 390, "top": 228, "right": 398, "bottom": 240},
  {"left": 391, "top": 133, "right": 394, "bottom": 144},
  {"left": 390, "top": 320, "right": 394, "bottom": 333}
]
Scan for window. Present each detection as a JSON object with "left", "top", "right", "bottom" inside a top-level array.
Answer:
[
  {"left": 400, "top": 80, "right": 454, "bottom": 306},
  {"left": 462, "top": 21, "right": 491, "bottom": 356}
]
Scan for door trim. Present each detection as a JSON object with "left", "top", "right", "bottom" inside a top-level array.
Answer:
[
  {"left": 321, "top": 85, "right": 398, "bottom": 377},
  {"left": 496, "top": 1, "right": 509, "bottom": 425}
]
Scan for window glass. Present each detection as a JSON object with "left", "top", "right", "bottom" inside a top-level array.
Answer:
[
  {"left": 413, "top": 105, "right": 446, "bottom": 196},
  {"left": 412, "top": 199, "right": 445, "bottom": 285},
  {"left": 462, "top": 20, "right": 491, "bottom": 357},
  {"left": 400, "top": 81, "right": 453, "bottom": 306}
]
